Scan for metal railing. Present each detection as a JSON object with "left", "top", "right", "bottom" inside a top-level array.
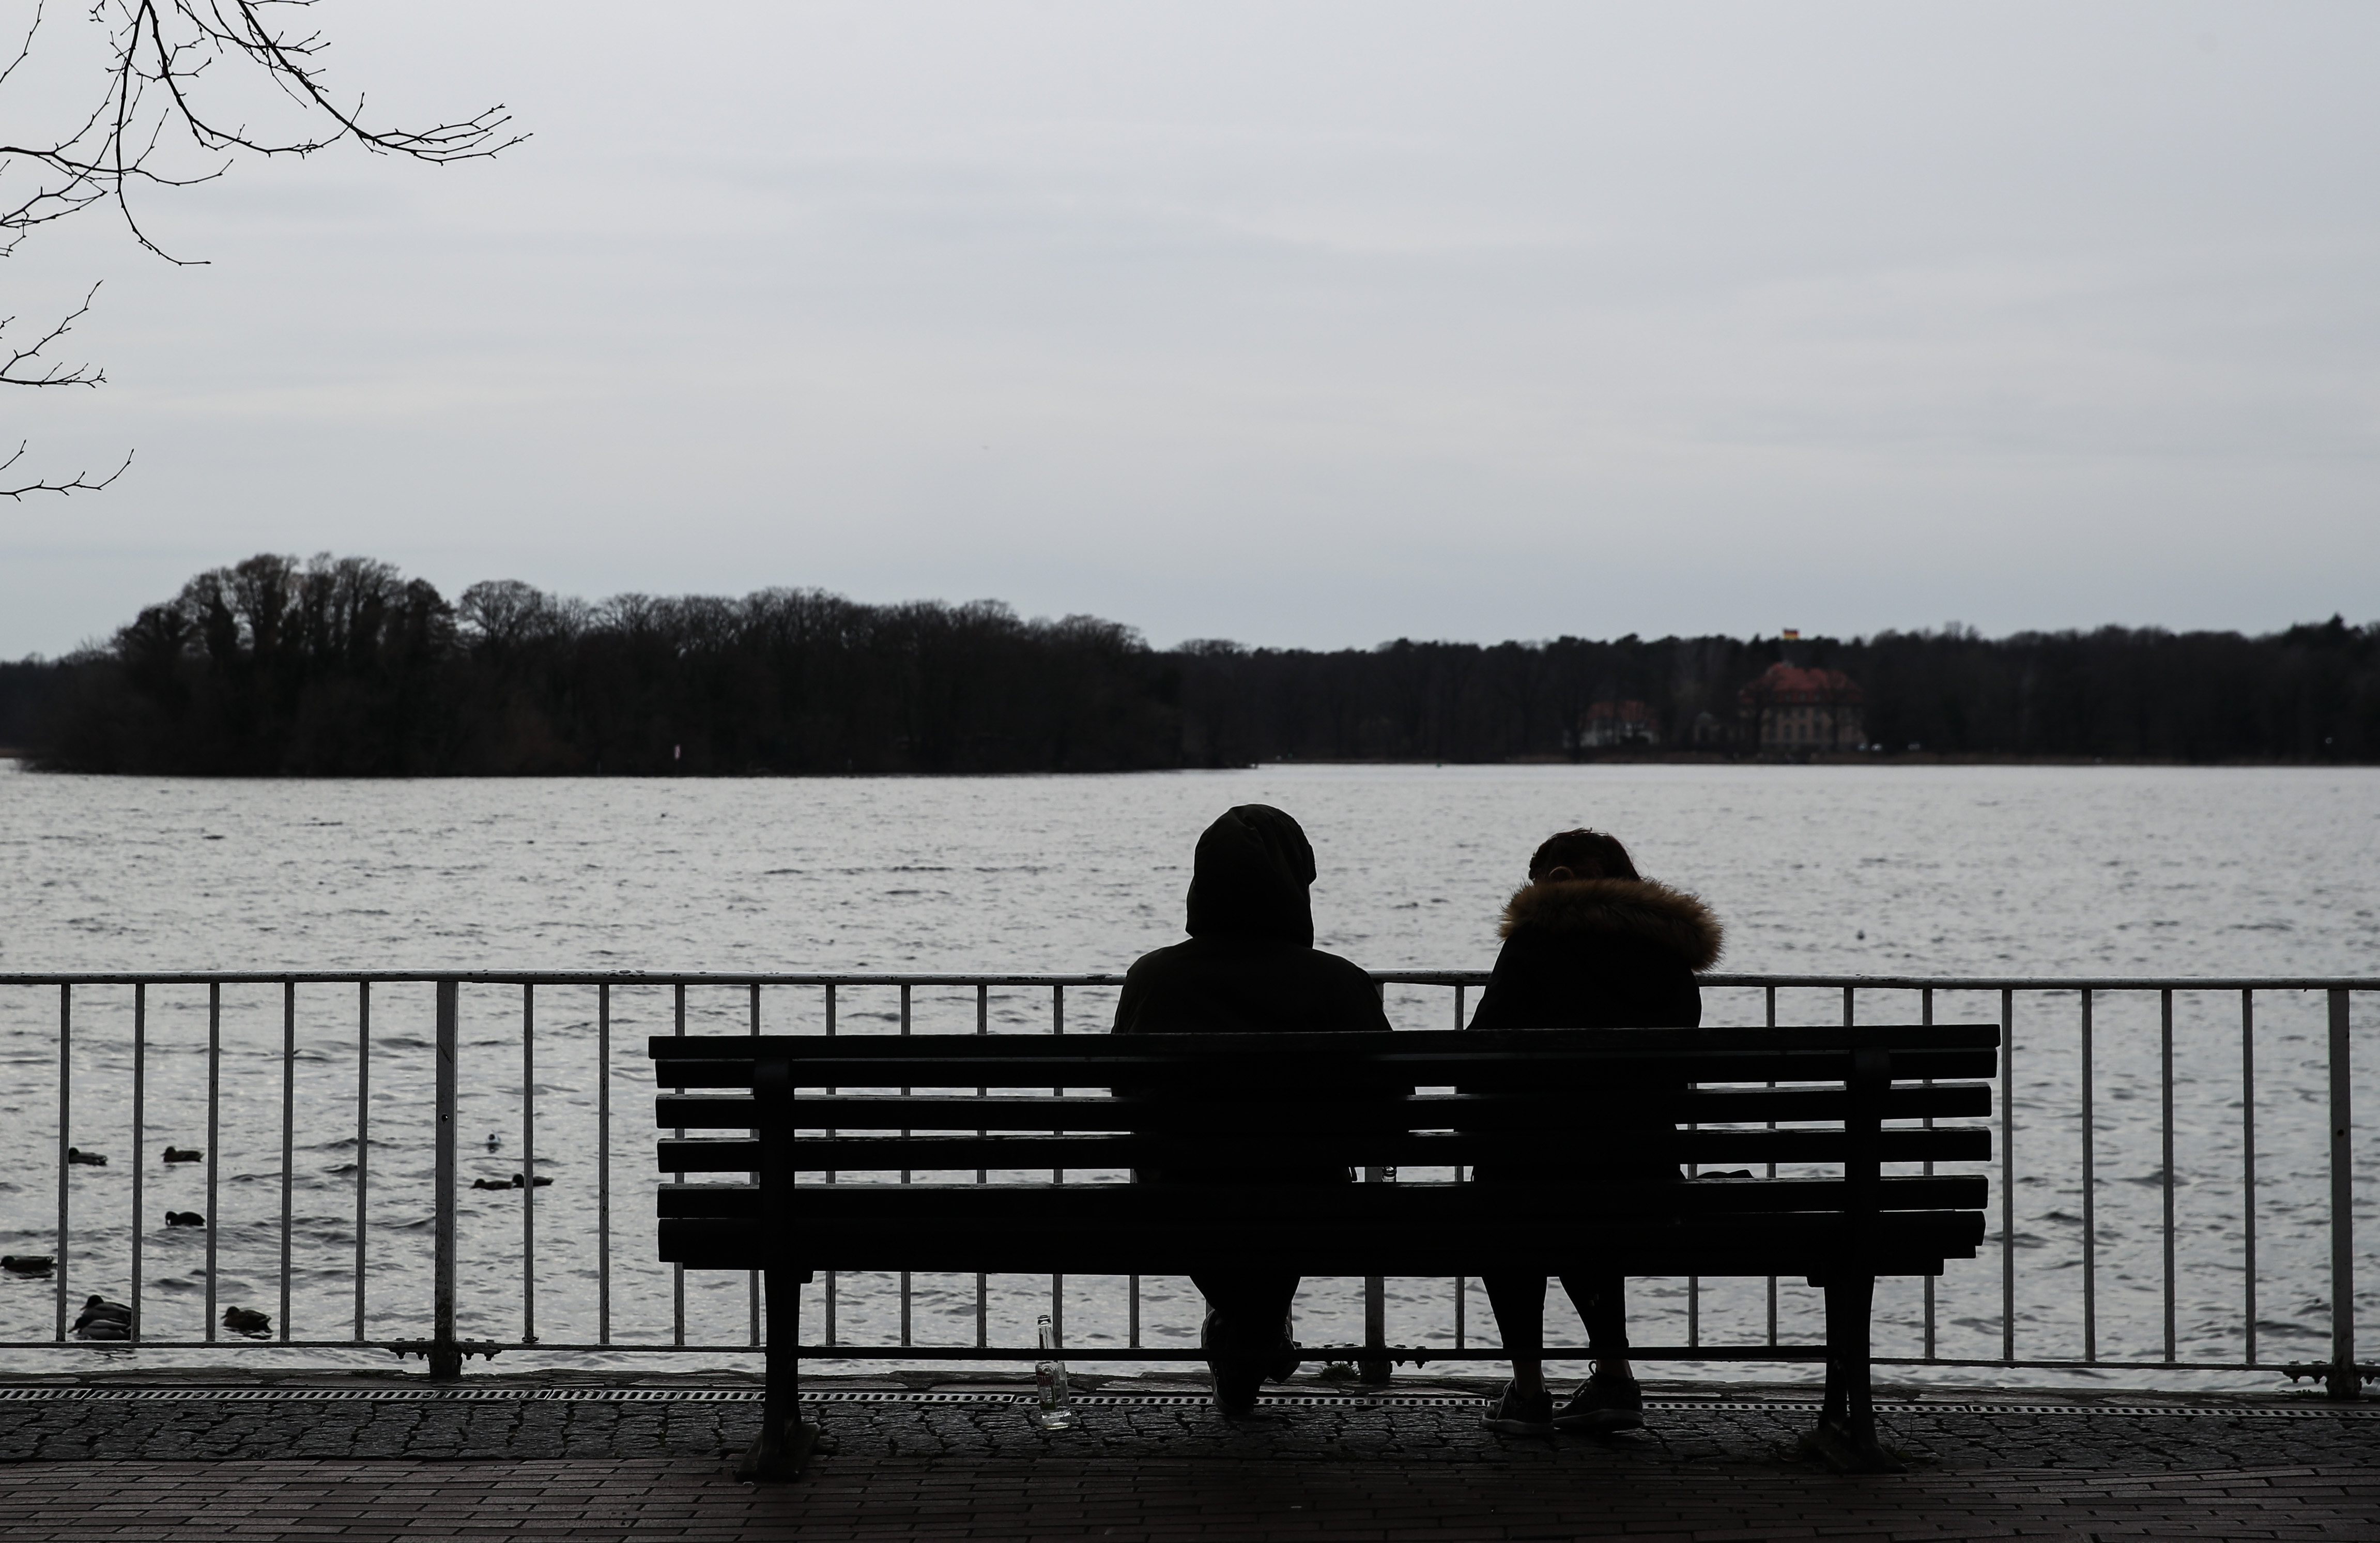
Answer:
[{"left": 0, "top": 970, "right": 2369, "bottom": 1398}]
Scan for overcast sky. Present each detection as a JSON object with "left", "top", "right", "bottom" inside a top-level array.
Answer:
[{"left": 3, "top": 1, "right": 2375, "bottom": 657}]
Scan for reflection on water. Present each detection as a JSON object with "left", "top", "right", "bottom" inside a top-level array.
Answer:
[{"left": 2, "top": 762, "right": 2374, "bottom": 1391}]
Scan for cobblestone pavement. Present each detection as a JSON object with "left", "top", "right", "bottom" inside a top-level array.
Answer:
[
  {"left": 1, "top": 1458, "right": 2374, "bottom": 1540},
  {"left": 3, "top": 1377, "right": 2376, "bottom": 1473},
  {"left": 2, "top": 1378, "right": 2375, "bottom": 1540}
]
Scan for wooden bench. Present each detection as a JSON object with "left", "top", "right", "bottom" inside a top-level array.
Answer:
[{"left": 651, "top": 1025, "right": 1995, "bottom": 1478}]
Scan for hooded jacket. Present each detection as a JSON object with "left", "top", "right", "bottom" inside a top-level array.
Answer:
[
  {"left": 1111, "top": 804, "right": 1391, "bottom": 1037},
  {"left": 1466, "top": 877, "right": 1722, "bottom": 1033},
  {"left": 1464, "top": 877, "right": 1722, "bottom": 1179}
]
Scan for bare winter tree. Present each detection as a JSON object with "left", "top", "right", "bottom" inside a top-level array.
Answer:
[{"left": 1, "top": 1, "right": 519, "bottom": 497}]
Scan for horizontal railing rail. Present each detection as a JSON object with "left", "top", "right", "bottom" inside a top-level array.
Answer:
[
  {"left": 0, "top": 971, "right": 2367, "bottom": 1400},
  {"left": 5, "top": 971, "right": 2376, "bottom": 987}
]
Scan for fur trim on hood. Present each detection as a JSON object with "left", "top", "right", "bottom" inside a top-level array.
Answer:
[{"left": 1497, "top": 877, "right": 1724, "bottom": 972}]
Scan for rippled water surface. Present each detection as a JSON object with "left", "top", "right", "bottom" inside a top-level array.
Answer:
[{"left": 2, "top": 762, "right": 2374, "bottom": 1390}]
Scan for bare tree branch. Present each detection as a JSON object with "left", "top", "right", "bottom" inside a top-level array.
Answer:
[
  {"left": 0, "top": 439, "right": 131, "bottom": 497},
  {"left": 0, "top": 2, "right": 521, "bottom": 262},
  {"left": 0, "top": 281, "right": 104, "bottom": 386},
  {"left": 1, "top": 1, "right": 522, "bottom": 494}
]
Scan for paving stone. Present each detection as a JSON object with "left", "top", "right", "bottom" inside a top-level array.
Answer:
[{"left": 0, "top": 1380, "right": 2374, "bottom": 1539}]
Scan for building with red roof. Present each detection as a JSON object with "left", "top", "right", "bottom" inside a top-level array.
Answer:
[{"left": 1739, "top": 662, "right": 1865, "bottom": 751}]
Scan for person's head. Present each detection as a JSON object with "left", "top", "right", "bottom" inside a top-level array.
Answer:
[
  {"left": 1185, "top": 804, "right": 1317, "bottom": 945},
  {"left": 1526, "top": 828, "right": 1640, "bottom": 885}
]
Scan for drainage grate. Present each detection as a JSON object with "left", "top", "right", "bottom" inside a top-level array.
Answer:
[
  {"left": 1640, "top": 1400, "right": 2380, "bottom": 1419},
  {"left": 0, "top": 1386, "right": 766, "bottom": 1404}
]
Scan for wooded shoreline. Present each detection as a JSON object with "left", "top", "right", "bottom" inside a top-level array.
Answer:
[{"left": 6, "top": 554, "right": 2375, "bottom": 774}]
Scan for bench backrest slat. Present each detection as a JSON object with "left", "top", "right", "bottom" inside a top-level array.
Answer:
[
  {"left": 654, "top": 1082, "right": 1993, "bottom": 1131},
  {"left": 655, "top": 1125, "right": 1991, "bottom": 1173},
  {"left": 653, "top": 1026, "right": 1999, "bottom": 1060}
]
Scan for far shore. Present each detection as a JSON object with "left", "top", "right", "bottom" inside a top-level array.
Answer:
[{"left": 4, "top": 748, "right": 2371, "bottom": 772}]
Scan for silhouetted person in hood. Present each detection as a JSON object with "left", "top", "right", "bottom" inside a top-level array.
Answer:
[
  {"left": 1112, "top": 804, "right": 1391, "bottom": 1414},
  {"left": 1468, "top": 827, "right": 1723, "bottom": 1440}
]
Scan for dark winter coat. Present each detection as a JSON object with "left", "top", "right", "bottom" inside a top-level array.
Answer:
[
  {"left": 1466, "top": 877, "right": 1724, "bottom": 1177},
  {"left": 1112, "top": 804, "right": 1389, "bottom": 1183}
]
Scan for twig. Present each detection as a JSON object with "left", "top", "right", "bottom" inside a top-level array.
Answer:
[
  {"left": 0, "top": 283, "right": 106, "bottom": 387},
  {"left": 0, "top": 442, "right": 133, "bottom": 498}
]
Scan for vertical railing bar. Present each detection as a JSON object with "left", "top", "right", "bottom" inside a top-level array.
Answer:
[
  {"left": 354, "top": 981, "right": 371, "bottom": 1343},
  {"left": 2324, "top": 988, "right": 2356, "bottom": 1402},
  {"left": 900, "top": 981, "right": 912, "bottom": 1349},
  {"left": 1686, "top": 919, "right": 1700, "bottom": 1364},
  {"left": 2242, "top": 988, "right": 2256, "bottom": 1366},
  {"left": 280, "top": 979, "right": 296, "bottom": 1341},
  {"left": 1454, "top": 983, "right": 1465, "bottom": 1030},
  {"left": 597, "top": 982, "right": 612, "bottom": 1346},
  {"left": 1922, "top": 984, "right": 1935, "bottom": 1362},
  {"left": 1051, "top": 982, "right": 1063, "bottom": 1346},
  {"left": 2160, "top": 988, "right": 2176, "bottom": 1364},
  {"left": 672, "top": 982, "right": 685, "bottom": 1348},
  {"left": 431, "top": 980, "right": 460, "bottom": 1379},
  {"left": 55, "top": 983, "right": 70, "bottom": 1342},
  {"left": 131, "top": 984, "right": 146, "bottom": 1345},
  {"left": 2081, "top": 988, "right": 2096, "bottom": 1363},
  {"left": 977, "top": 980, "right": 988, "bottom": 1348},
  {"left": 206, "top": 982, "right": 221, "bottom": 1343},
  {"left": 2001, "top": 987, "right": 2015, "bottom": 1365},
  {"left": 825, "top": 982, "right": 836, "bottom": 1347},
  {"left": 521, "top": 982, "right": 537, "bottom": 1346},
  {"left": 749, "top": 982, "right": 761, "bottom": 1350},
  {"left": 1765, "top": 984, "right": 1777, "bottom": 1347},
  {"left": 1455, "top": 1275, "right": 1465, "bottom": 1350},
  {"left": 1129, "top": 1275, "right": 1140, "bottom": 1349}
]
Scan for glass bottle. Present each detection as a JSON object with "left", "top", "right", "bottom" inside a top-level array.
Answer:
[{"left": 1035, "top": 1312, "right": 1079, "bottom": 1430}]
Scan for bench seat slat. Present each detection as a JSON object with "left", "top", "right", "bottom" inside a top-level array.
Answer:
[
  {"left": 656, "top": 1127, "right": 1992, "bottom": 1172},
  {"left": 657, "top": 1173, "right": 1987, "bottom": 1218},
  {"left": 654, "top": 1084, "right": 1993, "bottom": 1130},
  {"left": 652, "top": 1026, "right": 2000, "bottom": 1060},
  {"left": 657, "top": 1210, "right": 1986, "bottom": 1276},
  {"left": 653, "top": 1047, "right": 1997, "bottom": 1089}
]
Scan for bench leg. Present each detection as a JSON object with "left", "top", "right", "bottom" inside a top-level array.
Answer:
[
  {"left": 738, "top": 1267, "right": 827, "bottom": 1482},
  {"left": 1806, "top": 1274, "right": 1902, "bottom": 1475}
]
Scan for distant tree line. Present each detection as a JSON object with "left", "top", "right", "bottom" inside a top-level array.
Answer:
[
  {"left": 23, "top": 554, "right": 1175, "bottom": 774},
  {"left": 11, "top": 553, "right": 2378, "bottom": 773},
  {"left": 1174, "top": 621, "right": 2379, "bottom": 764}
]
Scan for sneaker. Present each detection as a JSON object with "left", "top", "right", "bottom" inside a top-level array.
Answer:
[
  {"left": 1267, "top": 1315, "right": 1302, "bottom": 1384},
  {"left": 1201, "top": 1308, "right": 1264, "bottom": 1416},
  {"left": 1480, "top": 1380, "right": 1556, "bottom": 1436},
  {"left": 1554, "top": 1371, "right": 1644, "bottom": 1433}
]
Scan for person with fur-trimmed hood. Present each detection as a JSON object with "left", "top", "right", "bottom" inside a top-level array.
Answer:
[
  {"left": 1468, "top": 828, "right": 1723, "bottom": 1438},
  {"left": 1112, "top": 803, "right": 1392, "bottom": 1416}
]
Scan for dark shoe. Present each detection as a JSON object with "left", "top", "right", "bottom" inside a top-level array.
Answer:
[
  {"left": 1555, "top": 1371, "right": 1643, "bottom": 1432},
  {"left": 1267, "top": 1315, "right": 1302, "bottom": 1383},
  {"left": 1480, "top": 1380, "right": 1555, "bottom": 1436},
  {"left": 1213, "top": 1360, "right": 1264, "bottom": 1416},
  {"left": 1202, "top": 1308, "right": 1263, "bottom": 1416}
]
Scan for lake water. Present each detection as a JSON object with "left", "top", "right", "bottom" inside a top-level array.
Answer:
[{"left": 2, "top": 762, "right": 2374, "bottom": 1391}]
